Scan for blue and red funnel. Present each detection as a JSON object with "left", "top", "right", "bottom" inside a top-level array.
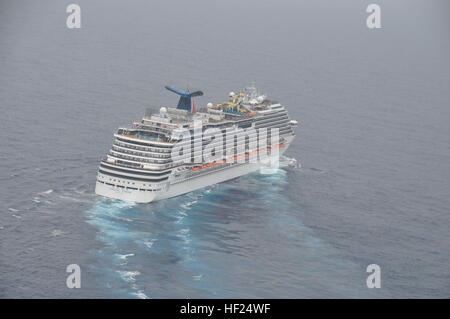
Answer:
[{"left": 165, "top": 86, "right": 203, "bottom": 113}]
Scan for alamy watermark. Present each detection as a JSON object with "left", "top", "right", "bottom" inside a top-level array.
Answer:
[
  {"left": 366, "top": 4, "right": 381, "bottom": 29},
  {"left": 366, "top": 264, "right": 381, "bottom": 288},
  {"left": 169, "top": 120, "right": 282, "bottom": 171},
  {"left": 66, "top": 264, "right": 81, "bottom": 289},
  {"left": 66, "top": 4, "right": 382, "bottom": 30},
  {"left": 66, "top": 4, "right": 81, "bottom": 29}
]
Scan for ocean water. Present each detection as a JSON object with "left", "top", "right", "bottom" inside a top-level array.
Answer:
[{"left": 0, "top": 0, "right": 449, "bottom": 298}]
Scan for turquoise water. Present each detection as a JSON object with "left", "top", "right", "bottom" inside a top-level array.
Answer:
[
  {"left": 83, "top": 159, "right": 374, "bottom": 298},
  {"left": 1, "top": 0, "right": 449, "bottom": 298}
]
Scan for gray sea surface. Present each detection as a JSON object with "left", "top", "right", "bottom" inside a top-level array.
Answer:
[{"left": 0, "top": 0, "right": 449, "bottom": 298}]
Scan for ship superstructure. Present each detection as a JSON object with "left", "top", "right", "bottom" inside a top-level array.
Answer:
[{"left": 95, "top": 85, "right": 297, "bottom": 203}]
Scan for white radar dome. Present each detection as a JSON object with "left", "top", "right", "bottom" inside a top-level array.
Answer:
[
  {"left": 207, "top": 102, "right": 213, "bottom": 108},
  {"left": 160, "top": 107, "right": 167, "bottom": 114},
  {"left": 257, "top": 96, "right": 264, "bottom": 103},
  {"left": 229, "top": 91, "right": 235, "bottom": 97}
]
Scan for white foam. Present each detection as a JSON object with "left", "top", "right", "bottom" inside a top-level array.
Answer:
[
  {"left": 179, "top": 228, "right": 189, "bottom": 235},
  {"left": 117, "top": 270, "right": 140, "bottom": 283},
  {"left": 116, "top": 253, "right": 135, "bottom": 261},
  {"left": 279, "top": 155, "right": 301, "bottom": 169},
  {"left": 51, "top": 229, "right": 63, "bottom": 237},
  {"left": 115, "top": 216, "right": 133, "bottom": 222},
  {"left": 132, "top": 290, "right": 149, "bottom": 299},
  {"left": 8, "top": 208, "right": 19, "bottom": 212},
  {"left": 181, "top": 200, "right": 198, "bottom": 210},
  {"left": 193, "top": 274, "right": 203, "bottom": 281}
]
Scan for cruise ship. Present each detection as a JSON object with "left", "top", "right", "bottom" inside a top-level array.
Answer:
[{"left": 95, "top": 85, "right": 297, "bottom": 203}]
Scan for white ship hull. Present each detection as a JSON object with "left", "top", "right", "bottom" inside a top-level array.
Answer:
[
  {"left": 95, "top": 150, "right": 288, "bottom": 203},
  {"left": 95, "top": 162, "right": 256, "bottom": 203},
  {"left": 95, "top": 138, "right": 292, "bottom": 203}
]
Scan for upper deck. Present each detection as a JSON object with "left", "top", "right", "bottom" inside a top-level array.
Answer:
[
  {"left": 115, "top": 85, "right": 285, "bottom": 144},
  {"left": 139, "top": 86, "right": 281, "bottom": 128}
]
